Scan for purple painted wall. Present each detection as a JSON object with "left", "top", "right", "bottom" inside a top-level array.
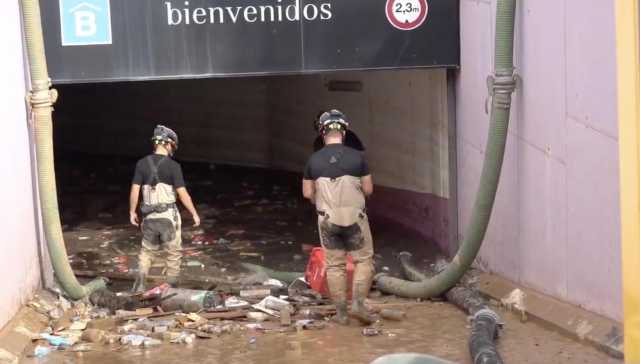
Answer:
[
  {"left": 0, "top": 4, "right": 42, "bottom": 329},
  {"left": 456, "top": 0, "right": 622, "bottom": 321}
]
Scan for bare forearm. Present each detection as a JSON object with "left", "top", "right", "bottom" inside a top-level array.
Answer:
[
  {"left": 129, "top": 186, "right": 140, "bottom": 213},
  {"left": 177, "top": 190, "right": 197, "bottom": 216}
]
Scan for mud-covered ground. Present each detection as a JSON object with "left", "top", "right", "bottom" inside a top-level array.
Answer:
[{"left": 31, "top": 152, "right": 621, "bottom": 364}]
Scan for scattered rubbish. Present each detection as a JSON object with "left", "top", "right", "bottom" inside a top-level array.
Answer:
[
  {"left": 34, "top": 345, "right": 51, "bottom": 358},
  {"left": 41, "top": 334, "right": 74, "bottom": 347},
  {"left": 225, "top": 296, "right": 250, "bottom": 309},
  {"left": 293, "top": 254, "right": 304, "bottom": 261},
  {"left": 263, "top": 279, "right": 285, "bottom": 288},
  {"left": 171, "top": 332, "right": 196, "bottom": 344},
  {"left": 217, "top": 238, "right": 231, "bottom": 245},
  {"left": 192, "top": 234, "right": 216, "bottom": 246},
  {"left": 143, "top": 338, "right": 162, "bottom": 347},
  {"left": 381, "top": 266, "right": 391, "bottom": 273},
  {"left": 142, "top": 283, "right": 171, "bottom": 299},
  {"left": 253, "top": 296, "right": 292, "bottom": 317},
  {"left": 379, "top": 309, "right": 406, "bottom": 321},
  {"left": 78, "top": 236, "right": 90, "bottom": 240},
  {"left": 246, "top": 324, "right": 264, "bottom": 331},
  {"left": 69, "top": 320, "right": 89, "bottom": 331},
  {"left": 249, "top": 336, "right": 257, "bottom": 345},
  {"left": 501, "top": 289, "right": 527, "bottom": 321},
  {"left": 247, "top": 312, "right": 270, "bottom": 322},
  {"left": 71, "top": 343, "right": 95, "bottom": 352},
  {"left": 121, "top": 335, "right": 147, "bottom": 346},
  {"left": 362, "top": 327, "right": 382, "bottom": 337},
  {"left": 186, "top": 260, "right": 205, "bottom": 269},
  {"left": 240, "top": 287, "right": 273, "bottom": 300}
]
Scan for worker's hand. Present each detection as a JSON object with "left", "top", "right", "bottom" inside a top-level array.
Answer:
[
  {"left": 192, "top": 213, "right": 201, "bottom": 227},
  {"left": 130, "top": 212, "right": 139, "bottom": 227}
]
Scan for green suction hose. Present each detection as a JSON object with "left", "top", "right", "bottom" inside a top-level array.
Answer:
[
  {"left": 375, "top": 0, "right": 518, "bottom": 298},
  {"left": 21, "top": 0, "right": 106, "bottom": 299}
]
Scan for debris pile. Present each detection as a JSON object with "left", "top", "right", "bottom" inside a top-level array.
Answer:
[{"left": 26, "top": 269, "right": 410, "bottom": 358}]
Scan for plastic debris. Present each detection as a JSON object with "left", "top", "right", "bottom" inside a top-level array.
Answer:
[
  {"left": 186, "top": 260, "right": 205, "bottom": 269},
  {"left": 142, "top": 283, "right": 171, "bottom": 299},
  {"left": 246, "top": 312, "right": 270, "bottom": 322},
  {"left": 34, "top": 345, "right": 51, "bottom": 358},
  {"left": 225, "top": 296, "right": 250, "bottom": 309},
  {"left": 240, "top": 287, "right": 272, "bottom": 299},
  {"left": 253, "top": 296, "right": 291, "bottom": 317},
  {"left": 263, "top": 279, "right": 285, "bottom": 288},
  {"left": 246, "top": 324, "right": 264, "bottom": 331},
  {"left": 143, "top": 338, "right": 162, "bottom": 347},
  {"left": 41, "top": 334, "right": 74, "bottom": 347},
  {"left": 121, "top": 335, "right": 147, "bottom": 346},
  {"left": 170, "top": 332, "right": 195, "bottom": 344},
  {"left": 362, "top": 328, "right": 382, "bottom": 337}
]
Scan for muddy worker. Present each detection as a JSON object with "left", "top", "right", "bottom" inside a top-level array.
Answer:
[
  {"left": 129, "top": 125, "right": 200, "bottom": 292},
  {"left": 303, "top": 110, "right": 375, "bottom": 325}
]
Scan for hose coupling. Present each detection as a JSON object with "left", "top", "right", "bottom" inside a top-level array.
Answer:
[
  {"left": 26, "top": 78, "right": 58, "bottom": 109},
  {"left": 473, "top": 308, "right": 503, "bottom": 327},
  {"left": 486, "top": 72, "right": 519, "bottom": 110}
]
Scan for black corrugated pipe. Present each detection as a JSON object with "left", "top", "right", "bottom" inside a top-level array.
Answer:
[
  {"left": 398, "top": 252, "right": 505, "bottom": 364},
  {"left": 374, "top": 0, "right": 518, "bottom": 299}
]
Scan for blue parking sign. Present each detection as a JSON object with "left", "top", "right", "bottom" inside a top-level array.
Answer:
[{"left": 59, "top": 0, "right": 112, "bottom": 46}]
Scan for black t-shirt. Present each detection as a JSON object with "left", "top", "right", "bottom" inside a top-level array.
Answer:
[
  {"left": 304, "top": 144, "right": 370, "bottom": 180},
  {"left": 132, "top": 154, "right": 186, "bottom": 188},
  {"left": 313, "top": 130, "right": 365, "bottom": 152}
]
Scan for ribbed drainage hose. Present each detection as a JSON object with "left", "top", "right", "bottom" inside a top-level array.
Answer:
[
  {"left": 398, "top": 253, "right": 505, "bottom": 364},
  {"left": 375, "top": 0, "right": 518, "bottom": 299},
  {"left": 21, "top": 0, "right": 106, "bottom": 299}
]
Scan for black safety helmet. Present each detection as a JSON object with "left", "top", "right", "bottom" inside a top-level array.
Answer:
[
  {"left": 151, "top": 125, "right": 179, "bottom": 151},
  {"left": 315, "top": 109, "right": 349, "bottom": 136}
]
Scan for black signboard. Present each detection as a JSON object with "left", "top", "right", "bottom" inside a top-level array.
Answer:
[{"left": 40, "top": 0, "right": 459, "bottom": 83}]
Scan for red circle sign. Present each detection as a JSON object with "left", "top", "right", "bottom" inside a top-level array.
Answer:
[{"left": 386, "top": 0, "right": 429, "bottom": 31}]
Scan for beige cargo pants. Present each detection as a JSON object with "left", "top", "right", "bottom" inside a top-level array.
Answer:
[
  {"left": 318, "top": 214, "right": 375, "bottom": 303},
  {"left": 138, "top": 184, "right": 182, "bottom": 278}
]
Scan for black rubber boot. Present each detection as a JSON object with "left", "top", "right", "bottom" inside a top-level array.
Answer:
[
  {"left": 166, "top": 275, "right": 179, "bottom": 287},
  {"left": 350, "top": 299, "right": 376, "bottom": 325},
  {"left": 332, "top": 302, "right": 350, "bottom": 326},
  {"left": 131, "top": 273, "right": 146, "bottom": 293}
]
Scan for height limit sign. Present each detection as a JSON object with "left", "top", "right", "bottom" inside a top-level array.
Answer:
[{"left": 386, "top": 0, "right": 429, "bottom": 31}]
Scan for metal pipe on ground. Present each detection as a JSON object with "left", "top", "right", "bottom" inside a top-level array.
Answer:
[
  {"left": 397, "top": 252, "right": 505, "bottom": 364},
  {"left": 374, "top": 0, "right": 518, "bottom": 299},
  {"left": 20, "top": 0, "right": 106, "bottom": 299}
]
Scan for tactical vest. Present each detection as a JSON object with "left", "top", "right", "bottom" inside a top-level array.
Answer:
[
  {"left": 140, "top": 156, "right": 177, "bottom": 217},
  {"left": 315, "top": 175, "right": 366, "bottom": 227}
]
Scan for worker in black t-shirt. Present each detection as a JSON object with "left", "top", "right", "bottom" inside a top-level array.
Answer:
[
  {"left": 303, "top": 110, "right": 376, "bottom": 325},
  {"left": 129, "top": 125, "right": 200, "bottom": 292}
]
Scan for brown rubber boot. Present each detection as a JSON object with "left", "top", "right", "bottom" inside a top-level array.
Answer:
[
  {"left": 350, "top": 299, "right": 376, "bottom": 325},
  {"left": 131, "top": 273, "right": 146, "bottom": 293},
  {"left": 332, "top": 302, "right": 350, "bottom": 325}
]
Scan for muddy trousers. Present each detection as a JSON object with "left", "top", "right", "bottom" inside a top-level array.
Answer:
[
  {"left": 138, "top": 211, "right": 182, "bottom": 278},
  {"left": 319, "top": 216, "right": 375, "bottom": 303}
]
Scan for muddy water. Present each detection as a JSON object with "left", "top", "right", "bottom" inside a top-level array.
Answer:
[
  {"left": 44, "top": 153, "right": 622, "bottom": 364},
  {"left": 24, "top": 303, "right": 619, "bottom": 364}
]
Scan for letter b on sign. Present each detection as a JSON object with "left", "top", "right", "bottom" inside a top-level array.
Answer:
[{"left": 60, "top": 0, "right": 112, "bottom": 46}]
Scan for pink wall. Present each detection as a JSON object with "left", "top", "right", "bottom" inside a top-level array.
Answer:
[
  {"left": 0, "top": 3, "right": 42, "bottom": 329},
  {"left": 456, "top": 0, "right": 622, "bottom": 321}
]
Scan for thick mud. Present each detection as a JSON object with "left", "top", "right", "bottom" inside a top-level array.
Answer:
[{"left": 25, "top": 152, "right": 621, "bottom": 364}]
